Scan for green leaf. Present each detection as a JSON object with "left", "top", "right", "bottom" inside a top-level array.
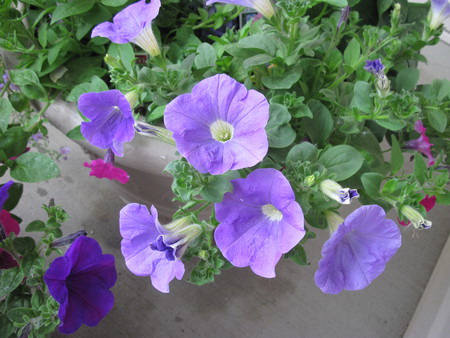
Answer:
[
  {"left": 352, "top": 81, "right": 372, "bottom": 114},
  {"left": 266, "top": 104, "right": 296, "bottom": 148},
  {"left": 25, "top": 220, "right": 46, "bottom": 232},
  {"left": 291, "top": 103, "right": 312, "bottom": 119},
  {"left": 377, "top": 0, "right": 393, "bottom": 15},
  {"left": 0, "top": 126, "right": 30, "bottom": 158},
  {"left": 0, "top": 98, "right": 12, "bottom": 133},
  {"left": 243, "top": 54, "right": 273, "bottom": 68},
  {"left": 316, "top": 0, "right": 348, "bottom": 6},
  {"left": 13, "top": 237, "right": 36, "bottom": 256},
  {"left": 10, "top": 152, "right": 60, "bottom": 183},
  {"left": 413, "top": 151, "right": 427, "bottom": 185},
  {"left": 0, "top": 266, "right": 24, "bottom": 298},
  {"left": 101, "top": 0, "right": 128, "bottom": 6},
  {"left": 396, "top": 68, "right": 420, "bottom": 91},
  {"left": 66, "top": 125, "right": 84, "bottom": 140},
  {"left": 108, "top": 43, "right": 135, "bottom": 72},
  {"left": 3, "top": 182, "right": 23, "bottom": 211},
  {"left": 318, "top": 145, "right": 364, "bottom": 181},
  {"left": 262, "top": 68, "right": 302, "bottom": 90},
  {"left": 195, "top": 43, "right": 217, "bottom": 69},
  {"left": 428, "top": 109, "right": 447, "bottom": 133},
  {"left": 7, "top": 307, "right": 37, "bottom": 324},
  {"left": 343, "top": 38, "right": 360, "bottom": 67},
  {"left": 286, "top": 142, "right": 318, "bottom": 164},
  {"left": 284, "top": 244, "right": 308, "bottom": 265},
  {"left": 375, "top": 119, "right": 406, "bottom": 131},
  {"left": 390, "top": 134, "right": 403, "bottom": 175},
  {"left": 51, "top": 0, "right": 96, "bottom": 24},
  {"left": 200, "top": 171, "right": 240, "bottom": 203},
  {"left": 303, "top": 100, "right": 333, "bottom": 147},
  {"left": 361, "top": 172, "right": 384, "bottom": 199},
  {"left": 9, "top": 69, "right": 46, "bottom": 99}
]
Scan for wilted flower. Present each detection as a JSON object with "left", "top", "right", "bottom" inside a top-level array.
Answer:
[
  {"left": 404, "top": 120, "right": 435, "bottom": 166},
  {"left": 120, "top": 204, "right": 201, "bottom": 292},
  {"left": 44, "top": 236, "right": 117, "bottom": 334},
  {"left": 428, "top": 0, "right": 450, "bottom": 30},
  {"left": 400, "top": 205, "right": 432, "bottom": 230},
  {"left": 50, "top": 230, "right": 88, "bottom": 248},
  {"left": 214, "top": 168, "right": 305, "bottom": 278},
  {"left": 315, "top": 205, "right": 401, "bottom": 294},
  {"left": 84, "top": 149, "right": 130, "bottom": 184},
  {"left": 78, "top": 90, "right": 135, "bottom": 157},
  {"left": 92, "top": 0, "right": 161, "bottom": 56},
  {"left": 59, "top": 146, "right": 71, "bottom": 160},
  {"left": 319, "top": 179, "right": 359, "bottom": 204},
  {"left": 206, "top": 0, "right": 276, "bottom": 18},
  {"left": 165, "top": 74, "right": 269, "bottom": 175}
]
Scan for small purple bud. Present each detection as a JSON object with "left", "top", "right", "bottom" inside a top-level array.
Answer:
[
  {"left": 103, "top": 148, "right": 115, "bottom": 165},
  {"left": 50, "top": 230, "right": 87, "bottom": 248},
  {"left": 337, "top": 6, "right": 351, "bottom": 31},
  {"left": 364, "top": 59, "right": 385, "bottom": 75},
  {"left": 31, "top": 132, "right": 44, "bottom": 142}
]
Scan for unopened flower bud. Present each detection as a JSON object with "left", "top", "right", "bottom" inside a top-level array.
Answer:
[
  {"left": 320, "top": 179, "right": 359, "bottom": 204},
  {"left": 305, "top": 175, "right": 315, "bottom": 187},
  {"left": 104, "top": 54, "right": 122, "bottom": 70},
  {"left": 400, "top": 205, "right": 432, "bottom": 230},
  {"left": 391, "top": 3, "right": 401, "bottom": 28},
  {"left": 198, "top": 250, "right": 210, "bottom": 260},
  {"left": 324, "top": 210, "right": 344, "bottom": 234},
  {"left": 125, "top": 90, "right": 139, "bottom": 108},
  {"left": 50, "top": 230, "right": 87, "bottom": 248},
  {"left": 376, "top": 74, "right": 391, "bottom": 98}
]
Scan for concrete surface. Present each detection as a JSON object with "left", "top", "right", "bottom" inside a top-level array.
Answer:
[{"left": 3, "top": 43, "right": 449, "bottom": 338}]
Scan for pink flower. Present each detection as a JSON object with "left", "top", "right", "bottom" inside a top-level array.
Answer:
[
  {"left": 404, "top": 121, "right": 435, "bottom": 167},
  {"left": 0, "top": 209, "right": 20, "bottom": 269},
  {"left": 84, "top": 159, "right": 129, "bottom": 184}
]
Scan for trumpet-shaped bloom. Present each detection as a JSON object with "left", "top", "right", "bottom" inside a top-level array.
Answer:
[
  {"left": 206, "top": 0, "right": 276, "bottom": 18},
  {"left": 315, "top": 205, "right": 401, "bottom": 294},
  {"left": 429, "top": 0, "right": 450, "bottom": 30},
  {"left": 43, "top": 236, "right": 117, "bottom": 334},
  {"left": 119, "top": 204, "right": 202, "bottom": 293},
  {"left": 92, "top": 0, "right": 161, "bottom": 56},
  {"left": 78, "top": 90, "right": 135, "bottom": 157},
  {"left": 214, "top": 168, "right": 305, "bottom": 278},
  {"left": 404, "top": 120, "right": 435, "bottom": 166},
  {"left": 319, "top": 179, "right": 359, "bottom": 204},
  {"left": 84, "top": 148, "right": 130, "bottom": 185},
  {"left": 165, "top": 74, "right": 269, "bottom": 175}
]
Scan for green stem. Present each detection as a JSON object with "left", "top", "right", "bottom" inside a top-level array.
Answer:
[
  {"left": 31, "top": 6, "right": 56, "bottom": 30},
  {"left": 195, "top": 202, "right": 212, "bottom": 215},
  {"left": 0, "top": 80, "right": 11, "bottom": 97}
]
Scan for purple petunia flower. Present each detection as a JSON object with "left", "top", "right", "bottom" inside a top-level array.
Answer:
[
  {"left": 429, "top": 0, "right": 450, "bottom": 30},
  {"left": 214, "top": 168, "right": 305, "bottom": 278},
  {"left": 92, "top": 0, "right": 161, "bottom": 56},
  {"left": 315, "top": 205, "right": 401, "bottom": 294},
  {"left": 43, "top": 236, "right": 117, "bottom": 334},
  {"left": 404, "top": 120, "right": 435, "bottom": 166},
  {"left": 78, "top": 90, "right": 135, "bottom": 157},
  {"left": 120, "top": 204, "right": 201, "bottom": 293},
  {"left": 364, "top": 59, "right": 385, "bottom": 76},
  {"left": 164, "top": 74, "right": 269, "bottom": 175},
  {"left": 0, "top": 180, "right": 14, "bottom": 210},
  {"left": 319, "top": 179, "right": 359, "bottom": 205},
  {"left": 206, "top": 0, "right": 276, "bottom": 18}
]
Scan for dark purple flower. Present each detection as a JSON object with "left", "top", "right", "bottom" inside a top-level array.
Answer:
[
  {"left": 214, "top": 168, "right": 305, "bottom": 278},
  {"left": 429, "top": 0, "right": 450, "bottom": 29},
  {"left": 164, "top": 74, "right": 269, "bottom": 175},
  {"left": 404, "top": 120, "right": 435, "bottom": 166},
  {"left": 92, "top": 0, "right": 161, "bottom": 56},
  {"left": 43, "top": 236, "right": 117, "bottom": 334},
  {"left": 78, "top": 90, "right": 135, "bottom": 157},
  {"left": 206, "top": 0, "right": 275, "bottom": 18},
  {"left": 364, "top": 59, "right": 385, "bottom": 75},
  {"left": 315, "top": 205, "right": 401, "bottom": 294},
  {"left": 120, "top": 204, "right": 201, "bottom": 292},
  {"left": 0, "top": 180, "right": 14, "bottom": 209}
]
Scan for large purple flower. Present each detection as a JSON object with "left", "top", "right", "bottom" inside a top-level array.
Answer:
[
  {"left": 43, "top": 236, "right": 117, "bottom": 334},
  {"left": 214, "top": 168, "right": 305, "bottom": 278},
  {"left": 206, "top": 0, "right": 275, "bottom": 18},
  {"left": 120, "top": 204, "right": 201, "bottom": 293},
  {"left": 78, "top": 90, "right": 135, "bottom": 157},
  {"left": 315, "top": 205, "right": 401, "bottom": 294},
  {"left": 429, "top": 0, "right": 450, "bottom": 30},
  {"left": 92, "top": 0, "right": 161, "bottom": 56},
  {"left": 164, "top": 74, "right": 269, "bottom": 175}
]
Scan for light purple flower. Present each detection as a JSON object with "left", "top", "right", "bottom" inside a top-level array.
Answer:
[
  {"left": 404, "top": 120, "right": 435, "bottom": 166},
  {"left": 92, "top": 0, "right": 161, "bottom": 56},
  {"left": 120, "top": 204, "right": 202, "bottom": 293},
  {"left": 214, "top": 168, "right": 305, "bottom": 278},
  {"left": 206, "top": 0, "right": 276, "bottom": 18},
  {"left": 164, "top": 74, "right": 269, "bottom": 175},
  {"left": 31, "top": 132, "right": 44, "bottom": 142},
  {"left": 78, "top": 90, "right": 135, "bottom": 157},
  {"left": 364, "top": 59, "right": 385, "bottom": 75},
  {"left": 429, "top": 0, "right": 450, "bottom": 30},
  {"left": 44, "top": 236, "right": 117, "bottom": 334},
  {"left": 315, "top": 205, "right": 401, "bottom": 294}
]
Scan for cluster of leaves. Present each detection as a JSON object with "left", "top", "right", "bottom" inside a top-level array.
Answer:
[{"left": 0, "top": 200, "right": 70, "bottom": 338}]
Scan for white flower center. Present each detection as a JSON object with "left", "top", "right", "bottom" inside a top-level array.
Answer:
[
  {"left": 261, "top": 204, "right": 283, "bottom": 221},
  {"left": 210, "top": 120, "right": 234, "bottom": 143}
]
